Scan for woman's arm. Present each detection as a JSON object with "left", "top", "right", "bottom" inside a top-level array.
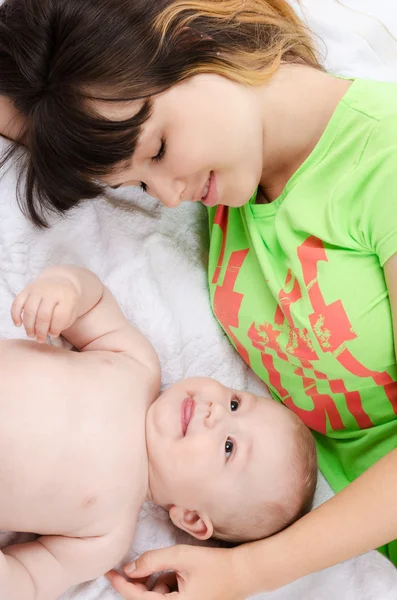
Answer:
[{"left": 241, "top": 444, "right": 397, "bottom": 594}]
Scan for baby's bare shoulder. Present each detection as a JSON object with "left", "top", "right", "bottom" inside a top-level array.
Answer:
[
  {"left": 0, "top": 338, "right": 159, "bottom": 411},
  {"left": 81, "top": 349, "right": 161, "bottom": 407}
]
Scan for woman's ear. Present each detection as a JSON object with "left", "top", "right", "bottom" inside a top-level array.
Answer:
[{"left": 169, "top": 505, "right": 214, "bottom": 540}]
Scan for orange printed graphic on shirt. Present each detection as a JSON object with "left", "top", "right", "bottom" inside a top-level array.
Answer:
[
  {"left": 247, "top": 238, "right": 375, "bottom": 432},
  {"left": 299, "top": 237, "right": 397, "bottom": 417},
  {"left": 212, "top": 206, "right": 251, "bottom": 366},
  {"left": 248, "top": 322, "right": 345, "bottom": 433},
  {"left": 213, "top": 248, "right": 251, "bottom": 366},
  {"left": 210, "top": 207, "right": 390, "bottom": 433}
]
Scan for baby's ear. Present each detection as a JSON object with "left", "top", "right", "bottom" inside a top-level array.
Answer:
[{"left": 169, "top": 506, "right": 214, "bottom": 540}]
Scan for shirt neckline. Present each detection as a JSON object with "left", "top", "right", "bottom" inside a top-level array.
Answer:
[{"left": 249, "top": 76, "right": 359, "bottom": 216}]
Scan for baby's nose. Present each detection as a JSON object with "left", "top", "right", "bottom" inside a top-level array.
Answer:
[{"left": 204, "top": 402, "right": 226, "bottom": 429}]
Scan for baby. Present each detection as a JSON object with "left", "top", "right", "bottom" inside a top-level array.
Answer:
[{"left": 0, "top": 265, "right": 317, "bottom": 600}]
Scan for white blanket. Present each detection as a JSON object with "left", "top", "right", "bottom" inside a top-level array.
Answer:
[{"left": 1, "top": 1, "right": 397, "bottom": 598}]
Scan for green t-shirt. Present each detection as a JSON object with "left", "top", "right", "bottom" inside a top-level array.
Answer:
[{"left": 208, "top": 78, "right": 397, "bottom": 562}]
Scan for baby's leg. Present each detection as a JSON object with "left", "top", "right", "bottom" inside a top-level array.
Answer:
[
  {"left": 0, "top": 546, "right": 36, "bottom": 599},
  {"left": 0, "top": 532, "right": 126, "bottom": 600}
]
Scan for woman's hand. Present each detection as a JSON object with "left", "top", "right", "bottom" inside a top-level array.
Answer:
[
  {"left": 106, "top": 570, "right": 178, "bottom": 598},
  {"left": 106, "top": 545, "right": 251, "bottom": 600}
]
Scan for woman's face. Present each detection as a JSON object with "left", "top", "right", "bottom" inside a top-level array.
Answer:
[{"left": 101, "top": 74, "right": 265, "bottom": 208}]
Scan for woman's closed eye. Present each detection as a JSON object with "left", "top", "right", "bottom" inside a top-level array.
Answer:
[
  {"left": 140, "top": 137, "right": 167, "bottom": 193},
  {"left": 153, "top": 137, "right": 166, "bottom": 163}
]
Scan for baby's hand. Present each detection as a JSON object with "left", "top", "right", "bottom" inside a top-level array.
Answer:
[{"left": 11, "top": 273, "right": 81, "bottom": 343}]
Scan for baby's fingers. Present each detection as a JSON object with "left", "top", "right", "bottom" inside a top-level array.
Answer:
[
  {"left": 21, "top": 295, "right": 43, "bottom": 339},
  {"left": 34, "top": 299, "right": 58, "bottom": 343},
  {"left": 11, "top": 290, "right": 29, "bottom": 327}
]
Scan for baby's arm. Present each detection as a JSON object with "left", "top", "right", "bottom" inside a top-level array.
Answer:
[
  {"left": 0, "top": 531, "right": 127, "bottom": 600},
  {"left": 11, "top": 265, "right": 159, "bottom": 374}
]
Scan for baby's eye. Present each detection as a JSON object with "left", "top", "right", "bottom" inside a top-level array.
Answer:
[
  {"left": 225, "top": 438, "right": 234, "bottom": 459},
  {"left": 230, "top": 396, "right": 240, "bottom": 412}
]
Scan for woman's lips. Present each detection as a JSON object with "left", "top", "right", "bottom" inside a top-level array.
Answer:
[
  {"left": 201, "top": 171, "right": 218, "bottom": 207},
  {"left": 181, "top": 398, "right": 195, "bottom": 436}
]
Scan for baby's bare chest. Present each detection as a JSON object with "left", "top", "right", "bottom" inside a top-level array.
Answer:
[{"left": 0, "top": 343, "right": 149, "bottom": 536}]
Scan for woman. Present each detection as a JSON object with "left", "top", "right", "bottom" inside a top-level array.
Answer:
[{"left": 1, "top": 0, "right": 397, "bottom": 599}]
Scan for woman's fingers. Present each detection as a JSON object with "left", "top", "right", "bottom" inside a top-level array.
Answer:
[
  {"left": 151, "top": 572, "right": 178, "bottom": 594},
  {"left": 106, "top": 571, "right": 175, "bottom": 600}
]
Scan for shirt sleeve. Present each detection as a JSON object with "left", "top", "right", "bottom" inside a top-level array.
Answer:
[{"left": 352, "top": 119, "right": 397, "bottom": 266}]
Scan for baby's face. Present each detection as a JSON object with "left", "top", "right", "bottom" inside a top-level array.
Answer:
[{"left": 145, "top": 377, "right": 298, "bottom": 525}]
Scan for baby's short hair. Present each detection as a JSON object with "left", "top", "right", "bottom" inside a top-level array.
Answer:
[{"left": 213, "top": 416, "right": 317, "bottom": 543}]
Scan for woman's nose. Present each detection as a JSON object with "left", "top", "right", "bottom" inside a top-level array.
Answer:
[{"left": 151, "top": 176, "right": 185, "bottom": 208}]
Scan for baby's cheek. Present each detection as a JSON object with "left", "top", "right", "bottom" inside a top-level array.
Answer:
[{"left": 184, "top": 451, "right": 212, "bottom": 491}]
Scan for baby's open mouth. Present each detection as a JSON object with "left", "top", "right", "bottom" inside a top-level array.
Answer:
[{"left": 181, "top": 397, "right": 195, "bottom": 436}]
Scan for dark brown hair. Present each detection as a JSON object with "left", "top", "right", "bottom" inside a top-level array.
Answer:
[{"left": 0, "top": 0, "right": 320, "bottom": 226}]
